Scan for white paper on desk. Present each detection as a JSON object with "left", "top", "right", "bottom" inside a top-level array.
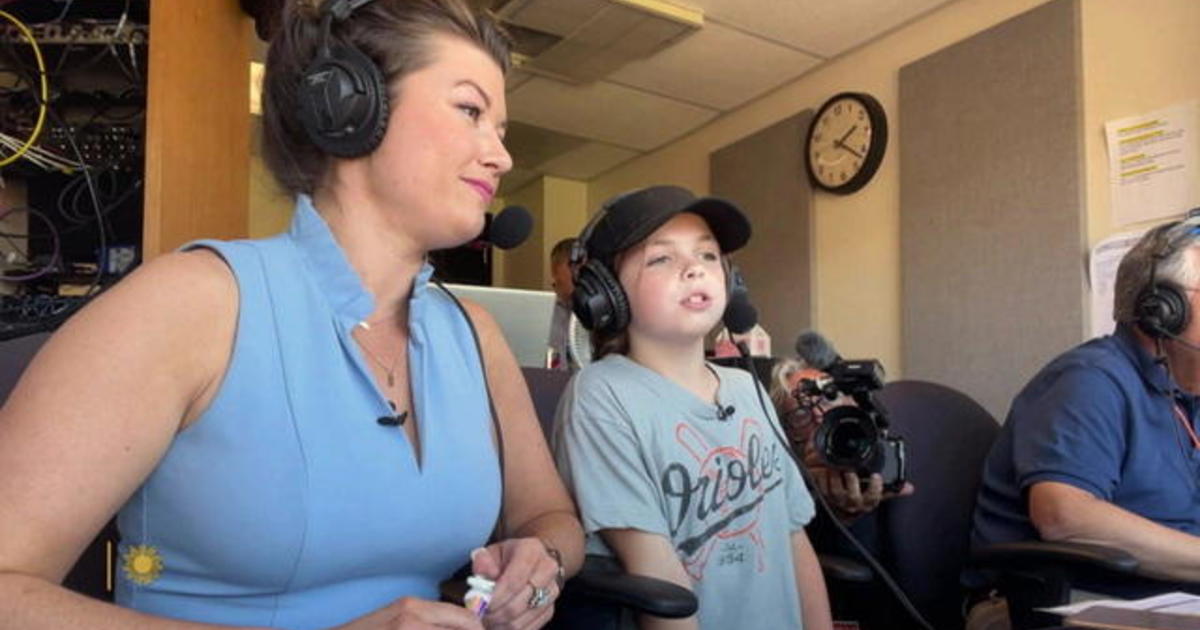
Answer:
[
  {"left": 1089, "top": 228, "right": 1148, "bottom": 338},
  {"left": 1042, "top": 591, "right": 1200, "bottom": 617},
  {"left": 1106, "top": 101, "right": 1200, "bottom": 227}
]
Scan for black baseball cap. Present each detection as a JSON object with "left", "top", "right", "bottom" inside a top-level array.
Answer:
[{"left": 581, "top": 185, "right": 751, "bottom": 262}]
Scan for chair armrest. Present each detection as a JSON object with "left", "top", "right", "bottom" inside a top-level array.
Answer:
[
  {"left": 563, "top": 569, "right": 697, "bottom": 619},
  {"left": 818, "top": 552, "right": 874, "bottom": 583},
  {"left": 439, "top": 555, "right": 698, "bottom": 620},
  {"left": 971, "top": 541, "right": 1139, "bottom": 575}
]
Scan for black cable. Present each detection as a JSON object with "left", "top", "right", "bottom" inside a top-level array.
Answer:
[
  {"left": 432, "top": 277, "right": 508, "bottom": 542},
  {"left": 741, "top": 353, "right": 936, "bottom": 630},
  {"left": 43, "top": 105, "right": 107, "bottom": 302},
  {"left": 2, "top": 177, "right": 139, "bottom": 240},
  {"left": 0, "top": 41, "right": 109, "bottom": 316},
  {"left": 0, "top": 205, "right": 61, "bottom": 281}
]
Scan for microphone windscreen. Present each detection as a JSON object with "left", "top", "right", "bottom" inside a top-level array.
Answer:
[
  {"left": 723, "top": 292, "right": 758, "bottom": 334},
  {"left": 488, "top": 205, "right": 533, "bottom": 250},
  {"left": 794, "top": 330, "right": 840, "bottom": 371}
]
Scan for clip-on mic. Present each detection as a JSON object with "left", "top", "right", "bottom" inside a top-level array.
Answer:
[
  {"left": 377, "top": 413, "right": 407, "bottom": 426},
  {"left": 377, "top": 401, "right": 408, "bottom": 426}
]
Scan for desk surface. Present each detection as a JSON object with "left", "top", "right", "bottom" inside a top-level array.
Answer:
[{"left": 1068, "top": 605, "right": 1200, "bottom": 630}]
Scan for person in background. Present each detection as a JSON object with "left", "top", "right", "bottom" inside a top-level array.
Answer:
[
  {"left": 769, "top": 357, "right": 915, "bottom": 628},
  {"left": 973, "top": 214, "right": 1200, "bottom": 588},
  {"left": 554, "top": 184, "right": 833, "bottom": 630},
  {"left": 0, "top": 1, "right": 583, "bottom": 628},
  {"left": 769, "top": 357, "right": 913, "bottom": 523},
  {"left": 546, "top": 237, "right": 577, "bottom": 371}
]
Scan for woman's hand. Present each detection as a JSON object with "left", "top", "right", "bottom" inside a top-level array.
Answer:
[
  {"left": 332, "top": 596, "right": 484, "bottom": 629},
  {"left": 470, "top": 538, "right": 562, "bottom": 630}
]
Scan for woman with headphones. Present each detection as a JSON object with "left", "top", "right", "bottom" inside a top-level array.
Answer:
[
  {"left": 553, "top": 185, "right": 833, "bottom": 630},
  {"left": 0, "top": 1, "right": 581, "bottom": 628}
]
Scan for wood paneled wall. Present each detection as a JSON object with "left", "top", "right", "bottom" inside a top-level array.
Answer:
[{"left": 143, "top": 0, "right": 252, "bottom": 257}]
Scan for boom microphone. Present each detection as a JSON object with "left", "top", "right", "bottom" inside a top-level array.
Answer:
[
  {"left": 722, "top": 291, "right": 758, "bottom": 334},
  {"left": 1164, "top": 330, "right": 1200, "bottom": 353},
  {"left": 794, "top": 330, "right": 841, "bottom": 371},
  {"left": 480, "top": 205, "right": 533, "bottom": 250}
]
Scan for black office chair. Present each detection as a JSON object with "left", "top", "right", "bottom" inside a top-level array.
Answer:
[
  {"left": 816, "top": 379, "right": 1001, "bottom": 630},
  {"left": 0, "top": 331, "right": 51, "bottom": 401},
  {"left": 441, "top": 366, "right": 695, "bottom": 628},
  {"left": 872, "top": 380, "right": 1199, "bottom": 630},
  {"left": 971, "top": 511, "right": 1200, "bottom": 629},
  {"left": 0, "top": 330, "right": 120, "bottom": 602},
  {"left": 518, "top": 366, "right": 698, "bottom": 630}
]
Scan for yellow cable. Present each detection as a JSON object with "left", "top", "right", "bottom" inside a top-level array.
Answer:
[{"left": 0, "top": 9, "right": 48, "bottom": 168}]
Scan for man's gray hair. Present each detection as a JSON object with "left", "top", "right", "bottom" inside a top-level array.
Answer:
[
  {"left": 1113, "top": 218, "right": 1200, "bottom": 323},
  {"left": 769, "top": 357, "right": 811, "bottom": 412}
]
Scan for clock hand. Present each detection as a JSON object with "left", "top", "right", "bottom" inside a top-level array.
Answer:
[
  {"left": 837, "top": 124, "right": 858, "bottom": 146},
  {"left": 833, "top": 139, "right": 865, "bottom": 159}
]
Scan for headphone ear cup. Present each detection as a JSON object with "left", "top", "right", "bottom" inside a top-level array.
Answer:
[
  {"left": 298, "top": 43, "right": 389, "bottom": 158},
  {"left": 572, "top": 260, "right": 629, "bottom": 334},
  {"left": 1136, "top": 283, "right": 1191, "bottom": 338}
]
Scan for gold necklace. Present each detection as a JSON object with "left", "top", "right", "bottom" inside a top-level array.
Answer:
[
  {"left": 355, "top": 325, "right": 404, "bottom": 388},
  {"left": 357, "top": 334, "right": 410, "bottom": 426}
]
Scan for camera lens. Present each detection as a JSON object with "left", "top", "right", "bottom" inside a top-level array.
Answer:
[
  {"left": 814, "top": 405, "right": 879, "bottom": 469},
  {"left": 828, "top": 422, "right": 872, "bottom": 460}
]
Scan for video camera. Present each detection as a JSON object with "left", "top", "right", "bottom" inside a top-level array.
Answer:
[{"left": 796, "top": 358, "right": 907, "bottom": 493}]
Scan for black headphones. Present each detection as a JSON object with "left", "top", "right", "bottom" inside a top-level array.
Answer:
[
  {"left": 569, "top": 204, "right": 749, "bottom": 335},
  {"left": 297, "top": 0, "right": 390, "bottom": 158},
  {"left": 1134, "top": 218, "right": 1200, "bottom": 339},
  {"left": 570, "top": 205, "right": 630, "bottom": 334}
]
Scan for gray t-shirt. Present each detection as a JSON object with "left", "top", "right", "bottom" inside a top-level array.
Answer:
[{"left": 553, "top": 354, "right": 815, "bottom": 629}]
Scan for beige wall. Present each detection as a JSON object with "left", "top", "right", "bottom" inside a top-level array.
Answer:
[
  {"left": 540, "top": 177, "right": 589, "bottom": 287},
  {"left": 248, "top": 156, "right": 292, "bottom": 238},
  {"left": 497, "top": 179, "right": 545, "bottom": 289},
  {"left": 587, "top": 0, "right": 1053, "bottom": 374},
  {"left": 1081, "top": 0, "right": 1200, "bottom": 246},
  {"left": 244, "top": 0, "right": 1200, "bottom": 361},
  {"left": 495, "top": 175, "right": 588, "bottom": 289}
]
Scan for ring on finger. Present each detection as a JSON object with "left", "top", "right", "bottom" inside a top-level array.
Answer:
[{"left": 527, "top": 580, "right": 552, "bottom": 609}]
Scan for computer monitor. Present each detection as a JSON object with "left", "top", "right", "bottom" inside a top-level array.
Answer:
[{"left": 442, "top": 283, "right": 557, "bottom": 368}]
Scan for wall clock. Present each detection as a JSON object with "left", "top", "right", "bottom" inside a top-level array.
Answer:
[{"left": 805, "top": 92, "right": 888, "bottom": 194}]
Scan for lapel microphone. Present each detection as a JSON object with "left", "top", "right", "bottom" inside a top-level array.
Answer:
[
  {"left": 377, "top": 401, "right": 408, "bottom": 426},
  {"left": 377, "top": 412, "right": 407, "bottom": 426},
  {"left": 716, "top": 404, "right": 735, "bottom": 421}
]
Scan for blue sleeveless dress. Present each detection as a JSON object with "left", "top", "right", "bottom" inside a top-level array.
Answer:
[{"left": 115, "top": 196, "right": 502, "bottom": 629}]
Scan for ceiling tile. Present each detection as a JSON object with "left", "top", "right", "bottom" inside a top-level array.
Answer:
[
  {"left": 606, "top": 21, "right": 822, "bottom": 110},
  {"left": 507, "top": 77, "right": 719, "bottom": 151},
  {"left": 539, "top": 142, "right": 642, "bottom": 180},
  {"left": 502, "top": 121, "right": 588, "bottom": 168},
  {"left": 498, "top": 166, "right": 543, "bottom": 197},
  {"left": 506, "top": 67, "right": 536, "bottom": 92},
  {"left": 690, "top": 0, "right": 956, "bottom": 57},
  {"left": 497, "top": 0, "right": 608, "bottom": 37}
]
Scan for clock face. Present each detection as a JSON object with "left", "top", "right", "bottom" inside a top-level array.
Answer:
[{"left": 806, "top": 93, "right": 888, "bottom": 194}]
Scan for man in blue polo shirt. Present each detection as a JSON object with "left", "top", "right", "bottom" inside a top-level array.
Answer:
[{"left": 973, "top": 215, "right": 1200, "bottom": 584}]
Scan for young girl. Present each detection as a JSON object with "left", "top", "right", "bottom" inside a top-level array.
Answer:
[{"left": 554, "top": 185, "right": 832, "bottom": 629}]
